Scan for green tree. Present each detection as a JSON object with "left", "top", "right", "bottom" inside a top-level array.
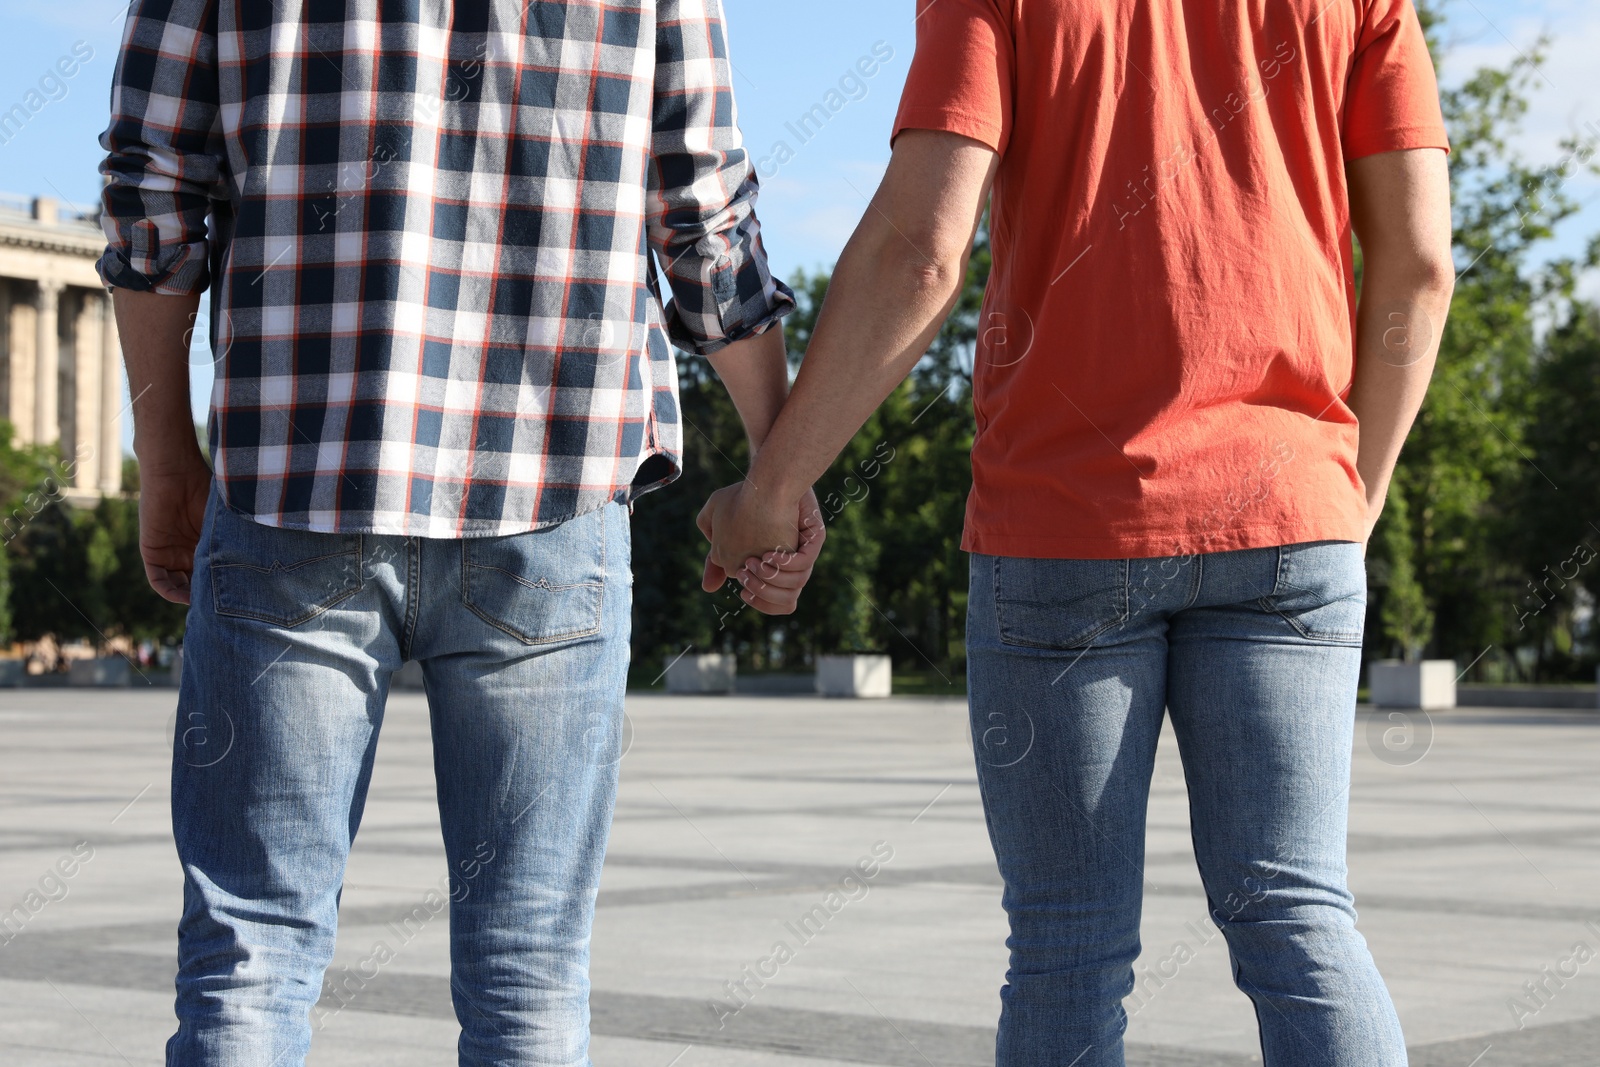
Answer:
[
  {"left": 1509, "top": 299, "right": 1600, "bottom": 679},
  {"left": 8, "top": 481, "right": 188, "bottom": 650},
  {"left": 1365, "top": 13, "right": 1600, "bottom": 677},
  {"left": 1372, "top": 486, "right": 1434, "bottom": 661}
]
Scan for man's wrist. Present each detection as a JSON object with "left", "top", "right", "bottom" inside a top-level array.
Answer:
[
  {"left": 746, "top": 454, "right": 808, "bottom": 512},
  {"left": 134, "top": 435, "right": 207, "bottom": 475}
]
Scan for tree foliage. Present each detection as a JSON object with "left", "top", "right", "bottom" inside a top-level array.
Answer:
[
  {"left": 0, "top": 427, "right": 187, "bottom": 651},
  {"left": 1363, "top": 9, "right": 1600, "bottom": 679}
]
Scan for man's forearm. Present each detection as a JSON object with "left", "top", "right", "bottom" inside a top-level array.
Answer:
[
  {"left": 1347, "top": 269, "right": 1451, "bottom": 529},
  {"left": 112, "top": 289, "right": 205, "bottom": 470},
  {"left": 705, "top": 325, "right": 791, "bottom": 458},
  {"left": 1344, "top": 148, "right": 1456, "bottom": 534},
  {"left": 698, "top": 131, "right": 994, "bottom": 572},
  {"left": 741, "top": 132, "right": 995, "bottom": 507},
  {"left": 745, "top": 223, "right": 965, "bottom": 505}
]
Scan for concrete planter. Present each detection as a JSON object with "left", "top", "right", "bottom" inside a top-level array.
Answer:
[
  {"left": 816, "top": 655, "right": 892, "bottom": 699},
  {"left": 66, "top": 657, "right": 133, "bottom": 688},
  {"left": 665, "top": 653, "right": 736, "bottom": 695},
  {"left": 0, "top": 659, "right": 24, "bottom": 687},
  {"left": 1370, "top": 659, "right": 1457, "bottom": 709}
]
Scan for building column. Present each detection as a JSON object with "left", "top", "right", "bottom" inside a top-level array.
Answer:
[
  {"left": 6, "top": 287, "right": 36, "bottom": 442},
  {"left": 0, "top": 282, "right": 11, "bottom": 431},
  {"left": 70, "top": 293, "right": 102, "bottom": 491},
  {"left": 34, "top": 279, "right": 62, "bottom": 447},
  {"left": 98, "top": 294, "right": 123, "bottom": 494}
]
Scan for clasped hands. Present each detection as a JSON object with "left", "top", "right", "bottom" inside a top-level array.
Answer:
[{"left": 697, "top": 481, "right": 826, "bottom": 615}]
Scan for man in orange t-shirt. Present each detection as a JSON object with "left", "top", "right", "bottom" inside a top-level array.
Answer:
[{"left": 704, "top": 1, "right": 1452, "bottom": 1062}]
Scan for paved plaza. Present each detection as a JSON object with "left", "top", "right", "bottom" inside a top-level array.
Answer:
[{"left": 2, "top": 689, "right": 1598, "bottom": 1066}]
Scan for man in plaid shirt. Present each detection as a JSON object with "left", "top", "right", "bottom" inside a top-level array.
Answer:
[{"left": 101, "top": 1, "right": 820, "bottom": 1062}]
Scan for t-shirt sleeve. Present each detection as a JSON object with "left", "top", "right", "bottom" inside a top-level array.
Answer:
[
  {"left": 891, "top": 0, "right": 1014, "bottom": 155},
  {"left": 1342, "top": 0, "right": 1450, "bottom": 160}
]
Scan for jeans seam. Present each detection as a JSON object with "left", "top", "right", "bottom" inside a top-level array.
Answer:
[
  {"left": 989, "top": 554, "right": 1003, "bottom": 646},
  {"left": 1271, "top": 611, "right": 1366, "bottom": 645},
  {"left": 400, "top": 537, "right": 421, "bottom": 662},
  {"left": 1182, "top": 553, "right": 1204, "bottom": 611},
  {"left": 1255, "top": 545, "right": 1286, "bottom": 616}
]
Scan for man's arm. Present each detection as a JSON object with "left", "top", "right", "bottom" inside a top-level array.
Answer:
[
  {"left": 701, "top": 130, "right": 998, "bottom": 573},
  {"left": 114, "top": 290, "right": 212, "bottom": 603},
  {"left": 1345, "top": 147, "right": 1455, "bottom": 538},
  {"left": 705, "top": 328, "right": 788, "bottom": 459},
  {"left": 100, "top": 0, "right": 225, "bottom": 602},
  {"left": 647, "top": 0, "right": 821, "bottom": 614}
]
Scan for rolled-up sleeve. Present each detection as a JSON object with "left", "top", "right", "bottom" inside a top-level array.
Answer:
[
  {"left": 647, "top": 0, "right": 795, "bottom": 356},
  {"left": 97, "top": 0, "right": 226, "bottom": 296}
]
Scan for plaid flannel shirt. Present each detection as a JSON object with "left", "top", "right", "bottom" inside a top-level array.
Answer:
[{"left": 99, "top": 0, "right": 794, "bottom": 537}]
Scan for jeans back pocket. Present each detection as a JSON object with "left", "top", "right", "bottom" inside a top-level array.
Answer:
[
  {"left": 1265, "top": 541, "right": 1367, "bottom": 645},
  {"left": 460, "top": 506, "right": 608, "bottom": 645},
  {"left": 208, "top": 500, "right": 364, "bottom": 629},
  {"left": 992, "top": 556, "right": 1129, "bottom": 650}
]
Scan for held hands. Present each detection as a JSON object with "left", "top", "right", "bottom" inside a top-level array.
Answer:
[{"left": 697, "top": 482, "right": 826, "bottom": 616}]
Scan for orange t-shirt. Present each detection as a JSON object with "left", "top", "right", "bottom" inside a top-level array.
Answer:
[{"left": 892, "top": 0, "right": 1449, "bottom": 559}]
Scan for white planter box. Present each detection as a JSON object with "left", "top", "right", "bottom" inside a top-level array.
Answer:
[
  {"left": 665, "top": 653, "right": 736, "bottom": 695},
  {"left": 1370, "top": 659, "right": 1456, "bottom": 709},
  {"left": 67, "top": 657, "right": 133, "bottom": 688},
  {"left": 816, "top": 655, "right": 892, "bottom": 699}
]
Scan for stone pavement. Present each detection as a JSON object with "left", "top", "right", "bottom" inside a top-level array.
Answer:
[{"left": 1, "top": 690, "right": 1598, "bottom": 1066}]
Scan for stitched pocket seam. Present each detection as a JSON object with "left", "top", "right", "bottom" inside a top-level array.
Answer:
[
  {"left": 993, "top": 558, "right": 1130, "bottom": 650},
  {"left": 210, "top": 539, "right": 364, "bottom": 628},
  {"left": 460, "top": 511, "right": 608, "bottom": 646}
]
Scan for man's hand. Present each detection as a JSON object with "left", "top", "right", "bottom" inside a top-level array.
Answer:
[
  {"left": 698, "top": 485, "right": 826, "bottom": 615},
  {"left": 139, "top": 455, "right": 212, "bottom": 604}
]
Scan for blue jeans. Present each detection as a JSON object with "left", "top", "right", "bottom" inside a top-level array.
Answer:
[
  {"left": 168, "top": 489, "right": 632, "bottom": 1066},
  {"left": 967, "top": 542, "right": 1405, "bottom": 1067}
]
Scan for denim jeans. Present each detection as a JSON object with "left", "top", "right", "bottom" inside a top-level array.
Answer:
[
  {"left": 967, "top": 542, "right": 1405, "bottom": 1067},
  {"left": 168, "top": 489, "right": 632, "bottom": 1066}
]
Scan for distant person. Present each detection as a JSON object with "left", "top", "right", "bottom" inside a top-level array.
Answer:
[
  {"left": 98, "top": 1, "right": 816, "bottom": 1062},
  {"left": 703, "top": 0, "right": 1453, "bottom": 1062}
]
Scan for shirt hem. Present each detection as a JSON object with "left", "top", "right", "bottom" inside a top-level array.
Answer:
[
  {"left": 961, "top": 519, "right": 1368, "bottom": 561},
  {"left": 214, "top": 488, "right": 629, "bottom": 541},
  {"left": 1342, "top": 125, "right": 1451, "bottom": 161},
  {"left": 891, "top": 107, "right": 1006, "bottom": 154}
]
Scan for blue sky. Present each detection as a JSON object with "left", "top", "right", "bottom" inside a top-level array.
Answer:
[{"left": 0, "top": 0, "right": 1595, "bottom": 429}]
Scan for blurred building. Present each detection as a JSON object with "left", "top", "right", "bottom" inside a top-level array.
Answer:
[{"left": 0, "top": 194, "right": 122, "bottom": 497}]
